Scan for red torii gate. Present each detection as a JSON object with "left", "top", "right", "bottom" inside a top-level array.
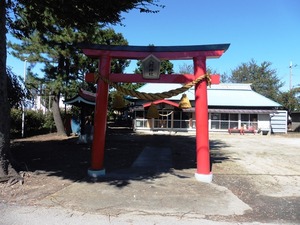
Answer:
[{"left": 81, "top": 44, "right": 230, "bottom": 183}]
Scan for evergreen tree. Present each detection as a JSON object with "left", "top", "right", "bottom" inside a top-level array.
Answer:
[
  {"left": 278, "top": 88, "right": 300, "bottom": 113},
  {"left": 9, "top": 27, "right": 130, "bottom": 135},
  {"left": 10, "top": 0, "right": 163, "bottom": 38},
  {"left": 7, "top": 67, "right": 30, "bottom": 108},
  {"left": 229, "top": 59, "right": 284, "bottom": 101},
  {"left": 1, "top": 0, "right": 163, "bottom": 180}
]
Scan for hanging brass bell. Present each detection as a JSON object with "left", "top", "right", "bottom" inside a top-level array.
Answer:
[
  {"left": 112, "top": 93, "right": 125, "bottom": 109},
  {"left": 146, "top": 103, "right": 159, "bottom": 119},
  {"left": 179, "top": 94, "right": 191, "bottom": 109}
]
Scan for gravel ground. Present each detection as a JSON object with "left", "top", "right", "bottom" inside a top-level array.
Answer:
[
  {"left": 0, "top": 130, "right": 299, "bottom": 224},
  {"left": 210, "top": 133, "right": 300, "bottom": 223}
]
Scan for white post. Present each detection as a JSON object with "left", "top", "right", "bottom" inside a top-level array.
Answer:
[
  {"left": 21, "top": 59, "right": 27, "bottom": 138},
  {"left": 289, "top": 61, "right": 293, "bottom": 91}
]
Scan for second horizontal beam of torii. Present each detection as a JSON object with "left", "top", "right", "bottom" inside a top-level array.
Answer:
[{"left": 85, "top": 73, "right": 220, "bottom": 84}]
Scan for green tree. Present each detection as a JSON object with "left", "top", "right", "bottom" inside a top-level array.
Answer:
[
  {"left": 9, "top": 1, "right": 163, "bottom": 37},
  {"left": 220, "top": 73, "right": 231, "bottom": 83},
  {"left": 229, "top": 59, "right": 284, "bottom": 101},
  {"left": 9, "top": 27, "right": 130, "bottom": 135},
  {"left": 1, "top": 0, "right": 163, "bottom": 180},
  {"left": 278, "top": 88, "right": 300, "bottom": 113},
  {"left": 7, "top": 67, "right": 29, "bottom": 108}
]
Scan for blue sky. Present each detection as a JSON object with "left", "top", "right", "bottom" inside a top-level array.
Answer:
[{"left": 7, "top": 0, "right": 300, "bottom": 91}]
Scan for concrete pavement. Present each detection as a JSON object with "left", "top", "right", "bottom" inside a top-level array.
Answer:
[
  {"left": 0, "top": 203, "right": 272, "bottom": 225},
  {"left": 38, "top": 146, "right": 250, "bottom": 217}
]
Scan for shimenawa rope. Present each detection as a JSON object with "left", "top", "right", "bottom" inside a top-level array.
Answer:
[{"left": 94, "top": 73, "right": 211, "bottom": 101}]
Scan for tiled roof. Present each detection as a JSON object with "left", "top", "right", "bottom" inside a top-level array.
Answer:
[{"left": 64, "top": 89, "right": 96, "bottom": 106}]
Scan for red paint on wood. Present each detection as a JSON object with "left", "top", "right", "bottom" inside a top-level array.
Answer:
[
  {"left": 194, "top": 57, "right": 211, "bottom": 175},
  {"left": 90, "top": 56, "right": 111, "bottom": 170},
  {"left": 143, "top": 99, "right": 179, "bottom": 108}
]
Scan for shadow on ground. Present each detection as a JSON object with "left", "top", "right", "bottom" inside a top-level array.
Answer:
[
  {"left": 210, "top": 139, "right": 233, "bottom": 165},
  {"left": 11, "top": 128, "right": 233, "bottom": 187}
]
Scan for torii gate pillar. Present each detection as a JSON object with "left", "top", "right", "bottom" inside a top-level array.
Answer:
[
  {"left": 87, "top": 56, "right": 111, "bottom": 177},
  {"left": 194, "top": 56, "right": 212, "bottom": 182}
]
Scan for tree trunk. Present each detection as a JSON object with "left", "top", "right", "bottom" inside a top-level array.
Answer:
[
  {"left": 52, "top": 94, "right": 66, "bottom": 136},
  {"left": 0, "top": 0, "right": 18, "bottom": 179}
]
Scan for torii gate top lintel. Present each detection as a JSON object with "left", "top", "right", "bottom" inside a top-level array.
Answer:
[{"left": 80, "top": 43, "right": 230, "bottom": 60}]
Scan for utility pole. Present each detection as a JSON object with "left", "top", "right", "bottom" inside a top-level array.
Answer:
[
  {"left": 289, "top": 61, "right": 298, "bottom": 90},
  {"left": 21, "top": 59, "right": 27, "bottom": 138}
]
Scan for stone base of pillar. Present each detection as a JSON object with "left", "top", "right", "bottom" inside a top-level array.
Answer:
[
  {"left": 195, "top": 172, "right": 213, "bottom": 183},
  {"left": 88, "top": 168, "right": 106, "bottom": 178}
]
